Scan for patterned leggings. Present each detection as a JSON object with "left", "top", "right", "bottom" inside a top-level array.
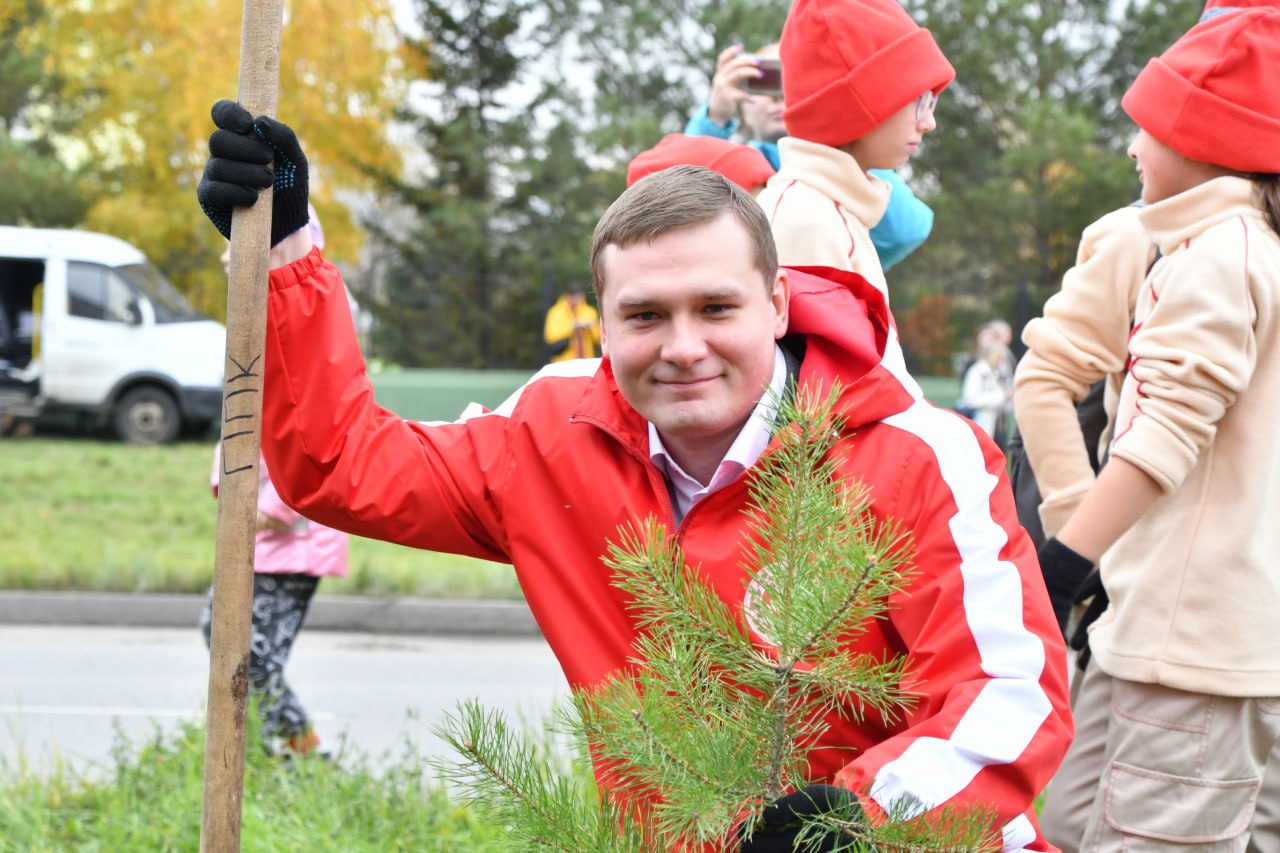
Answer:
[{"left": 201, "top": 573, "right": 320, "bottom": 743}]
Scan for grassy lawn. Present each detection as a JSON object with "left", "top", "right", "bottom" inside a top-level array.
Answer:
[
  {"left": 0, "top": 715, "right": 506, "bottom": 851},
  {"left": 0, "top": 435, "right": 522, "bottom": 599}
]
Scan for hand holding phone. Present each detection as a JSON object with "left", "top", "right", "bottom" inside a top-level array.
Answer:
[{"left": 740, "top": 57, "right": 783, "bottom": 98}]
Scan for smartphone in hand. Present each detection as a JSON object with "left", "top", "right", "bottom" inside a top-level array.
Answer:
[{"left": 741, "top": 57, "right": 783, "bottom": 97}]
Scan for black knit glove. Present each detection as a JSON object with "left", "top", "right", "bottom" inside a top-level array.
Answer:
[
  {"left": 740, "top": 784, "right": 866, "bottom": 852},
  {"left": 1038, "top": 537, "right": 1095, "bottom": 637},
  {"left": 1069, "top": 568, "right": 1108, "bottom": 669},
  {"left": 197, "top": 99, "right": 310, "bottom": 248}
]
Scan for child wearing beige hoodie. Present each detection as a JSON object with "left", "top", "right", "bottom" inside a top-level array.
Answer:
[
  {"left": 1036, "top": 8, "right": 1280, "bottom": 849},
  {"left": 754, "top": 0, "right": 954, "bottom": 299}
]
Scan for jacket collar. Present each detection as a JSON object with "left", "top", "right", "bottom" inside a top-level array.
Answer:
[
  {"left": 1138, "top": 176, "right": 1260, "bottom": 257},
  {"left": 773, "top": 137, "right": 892, "bottom": 229}
]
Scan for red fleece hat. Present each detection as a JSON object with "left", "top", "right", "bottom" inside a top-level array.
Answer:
[
  {"left": 1123, "top": 7, "right": 1280, "bottom": 173},
  {"left": 780, "top": 0, "right": 955, "bottom": 147},
  {"left": 626, "top": 135, "right": 776, "bottom": 191}
]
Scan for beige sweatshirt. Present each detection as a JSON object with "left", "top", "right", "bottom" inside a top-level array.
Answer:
[
  {"left": 1014, "top": 205, "right": 1154, "bottom": 535},
  {"left": 1089, "top": 176, "right": 1280, "bottom": 696},
  {"left": 755, "top": 137, "right": 891, "bottom": 296}
]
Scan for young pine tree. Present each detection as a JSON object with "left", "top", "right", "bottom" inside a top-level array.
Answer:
[{"left": 437, "top": 383, "right": 998, "bottom": 852}]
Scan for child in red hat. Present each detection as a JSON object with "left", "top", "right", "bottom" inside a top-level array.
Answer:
[
  {"left": 1033, "top": 8, "right": 1280, "bottom": 849},
  {"left": 754, "top": 0, "right": 954, "bottom": 300},
  {"left": 683, "top": 39, "right": 936, "bottom": 270}
]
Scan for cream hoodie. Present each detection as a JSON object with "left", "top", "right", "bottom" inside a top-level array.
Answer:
[
  {"left": 1014, "top": 205, "right": 1154, "bottom": 535},
  {"left": 1089, "top": 176, "right": 1280, "bottom": 696},
  {"left": 755, "top": 137, "right": 891, "bottom": 296}
]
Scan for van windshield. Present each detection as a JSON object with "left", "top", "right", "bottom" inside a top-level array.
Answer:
[{"left": 117, "top": 262, "right": 206, "bottom": 323}]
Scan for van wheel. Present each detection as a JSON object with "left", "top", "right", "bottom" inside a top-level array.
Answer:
[{"left": 114, "top": 386, "right": 181, "bottom": 445}]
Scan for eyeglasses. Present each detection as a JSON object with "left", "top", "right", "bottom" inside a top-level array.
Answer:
[{"left": 915, "top": 91, "right": 938, "bottom": 123}]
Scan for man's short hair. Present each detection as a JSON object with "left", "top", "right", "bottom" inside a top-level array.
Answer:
[{"left": 589, "top": 165, "right": 778, "bottom": 301}]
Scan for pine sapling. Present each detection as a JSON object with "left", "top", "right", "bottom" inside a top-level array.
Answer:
[{"left": 436, "top": 382, "right": 999, "bottom": 852}]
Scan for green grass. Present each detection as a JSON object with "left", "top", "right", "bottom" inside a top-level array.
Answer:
[
  {"left": 0, "top": 714, "right": 505, "bottom": 852},
  {"left": 0, "top": 436, "right": 522, "bottom": 599},
  {"left": 916, "top": 374, "right": 961, "bottom": 408}
]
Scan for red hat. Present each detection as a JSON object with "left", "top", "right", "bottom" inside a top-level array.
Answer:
[
  {"left": 780, "top": 0, "right": 955, "bottom": 147},
  {"left": 626, "top": 135, "right": 776, "bottom": 191},
  {"left": 1123, "top": 8, "right": 1280, "bottom": 173}
]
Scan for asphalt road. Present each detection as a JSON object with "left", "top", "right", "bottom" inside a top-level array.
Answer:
[{"left": 0, "top": 624, "right": 571, "bottom": 778}]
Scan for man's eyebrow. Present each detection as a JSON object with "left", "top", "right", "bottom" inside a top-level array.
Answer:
[
  {"left": 614, "top": 295, "right": 660, "bottom": 311},
  {"left": 696, "top": 287, "right": 742, "bottom": 302},
  {"left": 614, "top": 287, "right": 742, "bottom": 311}
]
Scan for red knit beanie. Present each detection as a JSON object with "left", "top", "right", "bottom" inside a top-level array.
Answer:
[
  {"left": 1123, "top": 8, "right": 1280, "bottom": 173},
  {"left": 780, "top": 0, "right": 955, "bottom": 147},
  {"left": 626, "top": 135, "right": 776, "bottom": 191}
]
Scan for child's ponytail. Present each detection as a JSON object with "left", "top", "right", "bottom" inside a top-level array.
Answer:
[{"left": 1251, "top": 174, "right": 1280, "bottom": 240}]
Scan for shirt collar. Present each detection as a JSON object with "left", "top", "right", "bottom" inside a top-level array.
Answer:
[{"left": 649, "top": 345, "right": 788, "bottom": 522}]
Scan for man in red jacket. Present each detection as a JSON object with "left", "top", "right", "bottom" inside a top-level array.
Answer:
[{"left": 198, "top": 101, "right": 1071, "bottom": 851}]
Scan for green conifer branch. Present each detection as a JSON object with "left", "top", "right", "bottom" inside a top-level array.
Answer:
[
  {"left": 573, "top": 642, "right": 790, "bottom": 844},
  {"left": 606, "top": 520, "right": 761, "bottom": 673},
  {"left": 435, "top": 700, "right": 649, "bottom": 852},
  {"left": 439, "top": 380, "right": 1003, "bottom": 851}
]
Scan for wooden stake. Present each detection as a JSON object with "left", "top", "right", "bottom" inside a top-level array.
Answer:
[{"left": 200, "top": 1, "right": 284, "bottom": 850}]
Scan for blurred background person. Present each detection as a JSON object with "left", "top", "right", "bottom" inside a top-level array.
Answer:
[
  {"left": 978, "top": 318, "right": 1016, "bottom": 444},
  {"left": 206, "top": 203, "right": 349, "bottom": 759},
  {"left": 543, "top": 284, "right": 599, "bottom": 362},
  {"left": 202, "top": 443, "right": 349, "bottom": 760},
  {"left": 957, "top": 333, "right": 1012, "bottom": 442}
]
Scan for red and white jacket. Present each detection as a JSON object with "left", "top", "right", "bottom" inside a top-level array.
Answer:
[{"left": 257, "top": 249, "right": 1071, "bottom": 850}]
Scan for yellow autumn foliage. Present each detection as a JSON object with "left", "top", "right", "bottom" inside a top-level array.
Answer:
[{"left": 24, "top": 0, "right": 415, "bottom": 319}]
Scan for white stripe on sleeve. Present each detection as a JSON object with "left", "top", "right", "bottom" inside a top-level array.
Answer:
[{"left": 871, "top": 402, "right": 1052, "bottom": 848}]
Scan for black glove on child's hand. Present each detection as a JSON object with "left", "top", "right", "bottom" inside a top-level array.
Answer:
[
  {"left": 197, "top": 99, "right": 310, "bottom": 248},
  {"left": 740, "top": 784, "right": 865, "bottom": 852},
  {"left": 1069, "top": 568, "right": 1108, "bottom": 670},
  {"left": 1038, "top": 537, "right": 1095, "bottom": 638},
  {"left": 1069, "top": 569, "right": 1106, "bottom": 648}
]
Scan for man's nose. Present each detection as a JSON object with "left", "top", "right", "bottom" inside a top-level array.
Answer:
[{"left": 662, "top": 316, "right": 708, "bottom": 366}]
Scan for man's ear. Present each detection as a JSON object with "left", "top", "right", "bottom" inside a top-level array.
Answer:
[
  {"left": 599, "top": 317, "right": 608, "bottom": 356},
  {"left": 771, "top": 269, "right": 790, "bottom": 339}
]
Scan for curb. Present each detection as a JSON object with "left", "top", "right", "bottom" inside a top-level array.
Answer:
[{"left": 0, "top": 591, "right": 542, "bottom": 638}]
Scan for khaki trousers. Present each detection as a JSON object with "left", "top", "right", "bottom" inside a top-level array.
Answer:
[
  {"left": 1042, "top": 665, "right": 1280, "bottom": 853},
  {"left": 1251, "top": 759, "right": 1280, "bottom": 853}
]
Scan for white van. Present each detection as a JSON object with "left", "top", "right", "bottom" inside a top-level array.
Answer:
[{"left": 0, "top": 226, "right": 225, "bottom": 443}]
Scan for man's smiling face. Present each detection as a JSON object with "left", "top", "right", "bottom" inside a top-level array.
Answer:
[{"left": 599, "top": 212, "right": 789, "bottom": 475}]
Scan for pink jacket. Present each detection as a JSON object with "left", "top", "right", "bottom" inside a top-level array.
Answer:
[{"left": 210, "top": 443, "right": 348, "bottom": 577}]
